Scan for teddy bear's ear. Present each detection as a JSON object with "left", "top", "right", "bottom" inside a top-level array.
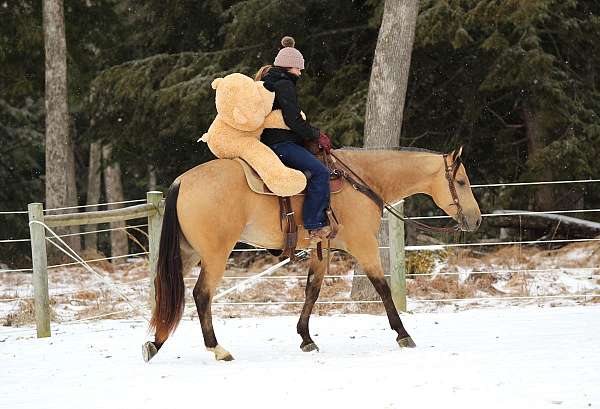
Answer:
[
  {"left": 211, "top": 78, "right": 223, "bottom": 90},
  {"left": 232, "top": 107, "right": 248, "bottom": 125}
]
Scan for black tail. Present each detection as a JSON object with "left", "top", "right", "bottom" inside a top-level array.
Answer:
[{"left": 149, "top": 181, "right": 184, "bottom": 342}]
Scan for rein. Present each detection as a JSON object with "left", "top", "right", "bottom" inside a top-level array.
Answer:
[{"left": 329, "top": 150, "right": 462, "bottom": 234}]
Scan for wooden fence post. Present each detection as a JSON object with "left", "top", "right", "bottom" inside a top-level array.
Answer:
[
  {"left": 147, "top": 191, "right": 163, "bottom": 312},
  {"left": 28, "top": 203, "right": 51, "bottom": 337},
  {"left": 388, "top": 201, "right": 407, "bottom": 312}
]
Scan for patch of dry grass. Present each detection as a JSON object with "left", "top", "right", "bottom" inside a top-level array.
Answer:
[
  {"left": 3, "top": 298, "right": 58, "bottom": 327},
  {"left": 408, "top": 275, "right": 474, "bottom": 300},
  {"left": 406, "top": 250, "right": 450, "bottom": 276}
]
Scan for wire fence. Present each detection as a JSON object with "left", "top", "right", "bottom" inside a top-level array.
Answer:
[
  {"left": 203, "top": 293, "right": 599, "bottom": 306},
  {"left": 411, "top": 207, "right": 600, "bottom": 220},
  {"left": 470, "top": 178, "right": 600, "bottom": 188},
  {"left": 43, "top": 199, "right": 147, "bottom": 213},
  {"left": 1, "top": 178, "right": 600, "bottom": 327}
]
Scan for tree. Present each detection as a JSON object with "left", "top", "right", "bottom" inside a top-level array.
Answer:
[
  {"left": 43, "top": 0, "right": 79, "bottom": 253},
  {"left": 364, "top": 0, "right": 420, "bottom": 147},
  {"left": 84, "top": 142, "right": 102, "bottom": 251},
  {"left": 407, "top": 0, "right": 600, "bottom": 213},
  {"left": 5, "top": 0, "right": 600, "bottom": 269},
  {"left": 85, "top": 0, "right": 380, "bottom": 184},
  {"left": 351, "top": 0, "right": 420, "bottom": 300},
  {"left": 102, "top": 144, "right": 128, "bottom": 262}
]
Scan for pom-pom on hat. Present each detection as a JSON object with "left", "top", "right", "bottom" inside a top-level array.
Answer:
[{"left": 274, "top": 36, "right": 305, "bottom": 70}]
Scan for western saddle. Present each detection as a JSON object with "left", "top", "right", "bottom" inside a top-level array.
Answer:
[{"left": 235, "top": 145, "right": 346, "bottom": 261}]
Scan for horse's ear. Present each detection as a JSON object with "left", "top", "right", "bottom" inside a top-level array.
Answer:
[{"left": 452, "top": 146, "right": 464, "bottom": 161}]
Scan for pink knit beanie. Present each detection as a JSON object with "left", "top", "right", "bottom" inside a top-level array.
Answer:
[{"left": 274, "top": 36, "right": 305, "bottom": 70}]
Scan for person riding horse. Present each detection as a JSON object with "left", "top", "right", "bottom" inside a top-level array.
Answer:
[{"left": 255, "top": 36, "right": 333, "bottom": 244}]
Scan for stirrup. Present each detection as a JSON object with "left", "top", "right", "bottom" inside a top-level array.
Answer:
[
  {"left": 325, "top": 209, "right": 340, "bottom": 239},
  {"left": 308, "top": 225, "right": 332, "bottom": 241}
]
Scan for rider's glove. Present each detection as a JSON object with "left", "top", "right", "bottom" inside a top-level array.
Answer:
[{"left": 318, "top": 132, "right": 332, "bottom": 154}]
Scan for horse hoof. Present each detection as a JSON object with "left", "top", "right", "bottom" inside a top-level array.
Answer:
[
  {"left": 142, "top": 341, "right": 158, "bottom": 362},
  {"left": 220, "top": 353, "right": 235, "bottom": 362},
  {"left": 208, "top": 344, "right": 235, "bottom": 361},
  {"left": 397, "top": 336, "right": 416, "bottom": 349},
  {"left": 301, "top": 342, "right": 319, "bottom": 352}
]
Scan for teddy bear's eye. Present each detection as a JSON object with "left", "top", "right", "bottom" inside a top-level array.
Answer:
[{"left": 457, "top": 180, "right": 466, "bottom": 186}]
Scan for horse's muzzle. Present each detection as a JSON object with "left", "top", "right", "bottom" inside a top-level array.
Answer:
[{"left": 459, "top": 214, "right": 482, "bottom": 232}]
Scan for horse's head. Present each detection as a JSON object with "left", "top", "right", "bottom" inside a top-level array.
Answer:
[{"left": 430, "top": 147, "right": 481, "bottom": 232}]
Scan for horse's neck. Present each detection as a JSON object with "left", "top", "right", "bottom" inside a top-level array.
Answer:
[{"left": 337, "top": 150, "right": 442, "bottom": 203}]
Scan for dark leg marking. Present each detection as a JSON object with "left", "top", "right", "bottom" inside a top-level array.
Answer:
[
  {"left": 367, "top": 275, "right": 416, "bottom": 348},
  {"left": 193, "top": 280, "right": 218, "bottom": 349},
  {"left": 193, "top": 274, "right": 234, "bottom": 361},
  {"left": 297, "top": 263, "right": 325, "bottom": 352}
]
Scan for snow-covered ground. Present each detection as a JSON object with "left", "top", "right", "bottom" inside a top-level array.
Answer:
[{"left": 2, "top": 306, "right": 599, "bottom": 409}]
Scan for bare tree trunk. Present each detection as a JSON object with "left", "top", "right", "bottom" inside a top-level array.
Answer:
[
  {"left": 363, "top": 0, "right": 420, "bottom": 147},
  {"left": 351, "top": 0, "right": 419, "bottom": 300},
  {"left": 84, "top": 142, "right": 102, "bottom": 251},
  {"left": 148, "top": 165, "right": 157, "bottom": 191},
  {"left": 65, "top": 119, "right": 81, "bottom": 252},
  {"left": 523, "top": 102, "right": 554, "bottom": 211},
  {"left": 102, "top": 144, "right": 128, "bottom": 264},
  {"left": 43, "top": 0, "right": 80, "bottom": 259}
]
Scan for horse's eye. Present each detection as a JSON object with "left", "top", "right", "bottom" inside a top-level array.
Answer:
[{"left": 457, "top": 180, "right": 466, "bottom": 186}]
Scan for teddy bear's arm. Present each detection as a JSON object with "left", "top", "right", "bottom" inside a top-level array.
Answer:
[{"left": 262, "top": 109, "right": 307, "bottom": 130}]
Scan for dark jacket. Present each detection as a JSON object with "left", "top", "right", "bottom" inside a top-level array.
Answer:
[{"left": 260, "top": 67, "right": 320, "bottom": 147}]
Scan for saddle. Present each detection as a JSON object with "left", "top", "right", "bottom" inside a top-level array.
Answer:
[
  {"left": 235, "top": 146, "right": 344, "bottom": 260},
  {"left": 234, "top": 157, "right": 344, "bottom": 196}
]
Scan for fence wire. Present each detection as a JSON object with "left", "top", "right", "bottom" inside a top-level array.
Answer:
[
  {"left": 411, "top": 207, "right": 600, "bottom": 220},
  {"left": 3, "top": 178, "right": 600, "bottom": 323},
  {"left": 202, "top": 293, "right": 599, "bottom": 306},
  {"left": 470, "top": 178, "right": 600, "bottom": 188},
  {"left": 43, "top": 199, "right": 146, "bottom": 213}
]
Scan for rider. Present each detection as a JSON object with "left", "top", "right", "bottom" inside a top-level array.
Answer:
[{"left": 256, "top": 36, "right": 333, "bottom": 243}]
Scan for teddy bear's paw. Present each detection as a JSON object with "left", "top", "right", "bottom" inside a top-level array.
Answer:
[{"left": 264, "top": 170, "right": 307, "bottom": 196}]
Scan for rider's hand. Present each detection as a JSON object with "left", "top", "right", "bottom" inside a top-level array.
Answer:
[{"left": 318, "top": 132, "right": 332, "bottom": 153}]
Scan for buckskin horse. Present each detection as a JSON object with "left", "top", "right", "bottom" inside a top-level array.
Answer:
[{"left": 143, "top": 147, "right": 481, "bottom": 362}]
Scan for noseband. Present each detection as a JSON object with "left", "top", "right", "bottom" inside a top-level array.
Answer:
[
  {"left": 329, "top": 151, "right": 464, "bottom": 233},
  {"left": 443, "top": 153, "right": 466, "bottom": 228}
]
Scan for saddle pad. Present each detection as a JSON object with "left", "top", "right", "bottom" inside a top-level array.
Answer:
[{"left": 234, "top": 158, "right": 344, "bottom": 196}]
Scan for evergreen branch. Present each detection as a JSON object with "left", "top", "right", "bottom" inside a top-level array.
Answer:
[
  {"left": 545, "top": 32, "right": 585, "bottom": 83},
  {"left": 485, "top": 106, "right": 524, "bottom": 129},
  {"left": 196, "top": 26, "right": 372, "bottom": 57},
  {"left": 412, "top": 66, "right": 465, "bottom": 110},
  {"left": 305, "top": 25, "right": 371, "bottom": 40},
  {"left": 405, "top": 131, "right": 445, "bottom": 146},
  {"left": 200, "top": 43, "right": 264, "bottom": 56},
  {"left": 484, "top": 92, "right": 518, "bottom": 108}
]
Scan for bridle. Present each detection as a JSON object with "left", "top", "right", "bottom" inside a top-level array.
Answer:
[
  {"left": 442, "top": 153, "right": 466, "bottom": 228},
  {"left": 329, "top": 151, "right": 465, "bottom": 233}
]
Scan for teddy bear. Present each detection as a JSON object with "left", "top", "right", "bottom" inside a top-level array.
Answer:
[{"left": 199, "top": 73, "right": 307, "bottom": 196}]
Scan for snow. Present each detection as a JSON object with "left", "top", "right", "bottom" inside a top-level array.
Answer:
[{"left": 2, "top": 306, "right": 599, "bottom": 409}]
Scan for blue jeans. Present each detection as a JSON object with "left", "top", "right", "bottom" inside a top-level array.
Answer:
[{"left": 270, "top": 141, "right": 330, "bottom": 229}]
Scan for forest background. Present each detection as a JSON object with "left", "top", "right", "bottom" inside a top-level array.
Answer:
[{"left": 2, "top": 0, "right": 600, "bottom": 268}]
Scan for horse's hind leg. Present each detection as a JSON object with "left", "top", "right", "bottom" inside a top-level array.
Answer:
[
  {"left": 297, "top": 251, "right": 328, "bottom": 352},
  {"left": 143, "top": 235, "right": 200, "bottom": 361},
  {"left": 348, "top": 236, "right": 416, "bottom": 348},
  {"left": 192, "top": 250, "right": 234, "bottom": 361}
]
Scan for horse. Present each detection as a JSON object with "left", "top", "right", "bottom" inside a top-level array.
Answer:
[{"left": 143, "top": 147, "right": 481, "bottom": 362}]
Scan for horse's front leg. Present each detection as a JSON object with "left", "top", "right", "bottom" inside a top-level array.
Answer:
[
  {"left": 349, "top": 236, "right": 416, "bottom": 348},
  {"left": 296, "top": 251, "right": 328, "bottom": 352}
]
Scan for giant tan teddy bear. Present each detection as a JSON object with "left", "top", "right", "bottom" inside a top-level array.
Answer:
[{"left": 199, "top": 73, "right": 307, "bottom": 196}]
